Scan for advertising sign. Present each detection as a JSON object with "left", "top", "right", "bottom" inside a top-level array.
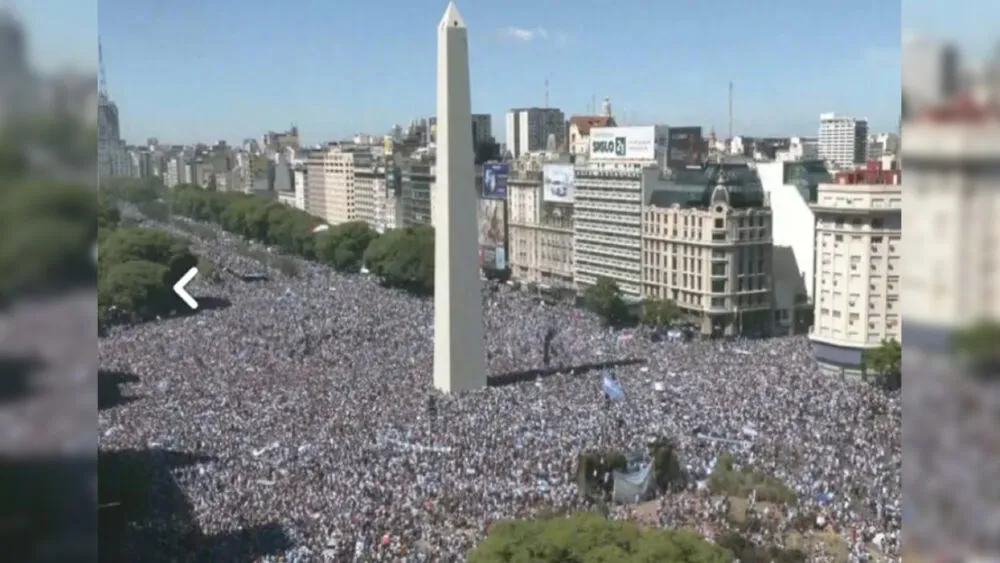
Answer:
[
  {"left": 482, "top": 162, "right": 509, "bottom": 199},
  {"left": 589, "top": 126, "right": 656, "bottom": 161},
  {"left": 478, "top": 199, "right": 508, "bottom": 271},
  {"left": 542, "top": 163, "right": 575, "bottom": 204}
]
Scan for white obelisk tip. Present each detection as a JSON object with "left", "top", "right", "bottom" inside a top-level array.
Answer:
[{"left": 440, "top": 2, "right": 466, "bottom": 29}]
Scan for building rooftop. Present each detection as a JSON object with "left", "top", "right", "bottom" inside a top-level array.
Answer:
[
  {"left": 569, "top": 115, "right": 616, "bottom": 135},
  {"left": 649, "top": 163, "right": 766, "bottom": 209}
]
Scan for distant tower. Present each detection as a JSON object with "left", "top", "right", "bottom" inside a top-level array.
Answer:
[
  {"left": 728, "top": 81, "right": 734, "bottom": 140},
  {"left": 434, "top": 2, "right": 486, "bottom": 393},
  {"left": 544, "top": 78, "right": 549, "bottom": 108},
  {"left": 98, "top": 36, "right": 109, "bottom": 101},
  {"left": 601, "top": 97, "right": 612, "bottom": 118}
]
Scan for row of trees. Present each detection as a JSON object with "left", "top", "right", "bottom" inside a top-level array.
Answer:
[
  {"left": 583, "top": 276, "right": 683, "bottom": 328},
  {"left": 108, "top": 182, "right": 437, "bottom": 296}
]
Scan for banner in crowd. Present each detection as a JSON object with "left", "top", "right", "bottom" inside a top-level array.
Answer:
[{"left": 612, "top": 461, "right": 655, "bottom": 504}]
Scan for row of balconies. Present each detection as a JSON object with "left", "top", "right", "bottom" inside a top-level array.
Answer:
[
  {"left": 575, "top": 252, "right": 642, "bottom": 273},
  {"left": 575, "top": 221, "right": 642, "bottom": 237},
  {"left": 575, "top": 242, "right": 641, "bottom": 262},
  {"left": 574, "top": 199, "right": 642, "bottom": 214},
  {"left": 574, "top": 211, "right": 641, "bottom": 226},
  {"left": 574, "top": 231, "right": 642, "bottom": 249}
]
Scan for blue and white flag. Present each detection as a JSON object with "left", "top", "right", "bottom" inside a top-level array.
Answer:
[{"left": 602, "top": 369, "right": 625, "bottom": 401}]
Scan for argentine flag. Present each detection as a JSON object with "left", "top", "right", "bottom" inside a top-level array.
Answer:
[{"left": 602, "top": 368, "right": 625, "bottom": 401}]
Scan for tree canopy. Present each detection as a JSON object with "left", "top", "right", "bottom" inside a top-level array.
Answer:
[
  {"left": 468, "top": 512, "right": 731, "bottom": 563},
  {"left": 708, "top": 453, "right": 797, "bottom": 505},
  {"left": 316, "top": 221, "right": 378, "bottom": 273},
  {"left": 952, "top": 320, "right": 1000, "bottom": 377},
  {"left": 363, "top": 226, "right": 435, "bottom": 295},
  {"left": 861, "top": 338, "right": 902, "bottom": 389},
  {"left": 583, "top": 277, "right": 630, "bottom": 326},
  {"left": 640, "top": 297, "right": 682, "bottom": 328}
]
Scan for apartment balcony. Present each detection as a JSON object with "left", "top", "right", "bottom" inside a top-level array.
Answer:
[
  {"left": 576, "top": 188, "right": 641, "bottom": 203},
  {"left": 575, "top": 221, "right": 641, "bottom": 238},
  {"left": 574, "top": 200, "right": 641, "bottom": 214},
  {"left": 575, "top": 263, "right": 642, "bottom": 284},
  {"left": 575, "top": 210, "right": 641, "bottom": 226},
  {"left": 574, "top": 231, "right": 642, "bottom": 249},
  {"left": 575, "top": 253, "right": 640, "bottom": 273},
  {"left": 575, "top": 242, "right": 641, "bottom": 262}
]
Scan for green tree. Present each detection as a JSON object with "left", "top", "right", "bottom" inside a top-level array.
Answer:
[
  {"left": 952, "top": 320, "right": 1000, "bottom": 377},
  {"left": 364, "top": 226, "right": 434, "bottom": 295},
  {"left": 583, "top": 277, "right": 629, "bottom": 326},
  {"left": 98, "top": 193, "right": 121, "bottom": 235},
  {"left": 0, "top": 181, "right": 97, "bottom": 298},
  {"left": 98, "top": 228, "right": 197, "bottom": 284},
  {"left": 640, "top": 297, "right": 682, "bottom": 328},
  {"left": 468, "top": 512, "right": 731, "bottom": 563},
  {"left": 861, "top": 338, "right": 902, "bottom": 389},
  {"left": 98, "top": 260, "right": 173, "bottom": 322},
  {"left": 717, "top": 533, "right": 806, "bottom": 563},
  {"left": 316, "top": 221, "right": 378, "bottom": 272},
  {"left": 707, "top": 453, "right": 796, "bottom": 505}
]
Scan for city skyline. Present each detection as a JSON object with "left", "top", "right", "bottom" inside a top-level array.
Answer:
[{"left": 97, "top": 0, "right": 902, "bottom": 145}]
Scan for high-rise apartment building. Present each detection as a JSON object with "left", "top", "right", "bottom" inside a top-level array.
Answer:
[
  {"left": 818, "top": 113, "right": 869, "bottom": 170},
  {"left": 400, "top": 150, "right": 436, "bottom": 227},
  {"left": 572, "top": 125, "right": 669, "bottom": 297},
  {"left": 505, "top": 107, "right": 566, "bottom": 158},
  {"left": 867, "top": 133, "right": 900, "bottom": 160},
  {"left": 810, "top": 168, "right": 902, "bottom": 377},
  {"left": 641, "top": 164, "right": 773, "bottom": 337},
  {"left": 305, "top": 145, "right": 372, "bottom": 225},
  {"left": 507, "top": 153, "right": 575, "bottom": 288}
]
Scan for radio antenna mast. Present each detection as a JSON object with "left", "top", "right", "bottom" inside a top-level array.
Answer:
[
  {"left": 728, "top": 81, "right": 734, "bottom": 140},
  {"left": 544, "top": 78, "right": 549, "bottom": 108},
  {"left": 99, "top": 36, "right": 109, "bottom": 101}
]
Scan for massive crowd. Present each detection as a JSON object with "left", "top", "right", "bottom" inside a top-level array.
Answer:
[{"left": 98, "top": 222, "right": 902, "bottom": 562}]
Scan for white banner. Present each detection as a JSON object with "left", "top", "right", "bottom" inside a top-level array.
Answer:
[{"left": 542, "top": 163, "right": 575, "bottom": 204}]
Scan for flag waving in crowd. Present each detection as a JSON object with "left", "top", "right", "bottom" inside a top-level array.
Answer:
[{"left": 602, "top": 368, "right": 625, "bottom": 402}]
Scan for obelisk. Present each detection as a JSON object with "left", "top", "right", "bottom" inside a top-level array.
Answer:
[{"left": 433, "top": 2, "right": 486, "bottom": 393}]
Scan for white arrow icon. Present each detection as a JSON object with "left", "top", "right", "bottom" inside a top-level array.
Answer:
[{"left": 173, "top": 267, "right": 199, "bottom": 310}]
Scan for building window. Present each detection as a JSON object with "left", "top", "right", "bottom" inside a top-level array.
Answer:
[{"left": 714, "top": 218, "right": 724, "bottom": 229}]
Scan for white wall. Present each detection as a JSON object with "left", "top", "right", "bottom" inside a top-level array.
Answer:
[{"left": 756, "top": 163, "right": 816, "bottom": 310}]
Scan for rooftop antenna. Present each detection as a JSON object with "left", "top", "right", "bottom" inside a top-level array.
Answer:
[
  {"left": 728, "top": 81, "right": 734, "bottom": 140},
  {"left": 591, "top": 94, "right": 596, "bottom": 115},
  {"left": 544, "top": 78, "right": 549, "bottom": 108},
  {"left": 98, "top": 36, "right": 108, "bottom": 101}
]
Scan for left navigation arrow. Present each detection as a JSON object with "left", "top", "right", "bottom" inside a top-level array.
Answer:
[{"left": 173, "top": 267, "right": 199, "bottom": 310}]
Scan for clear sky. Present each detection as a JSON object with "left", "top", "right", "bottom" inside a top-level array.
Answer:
[{"left": 90, "top": 0, "right": 907, "bottom": 144}]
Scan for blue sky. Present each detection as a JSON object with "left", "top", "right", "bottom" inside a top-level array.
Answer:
[{"left": 32, "top": 0, "right": 972, "bottom": 145}]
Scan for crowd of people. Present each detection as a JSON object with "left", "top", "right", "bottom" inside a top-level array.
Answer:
[{"left": 98, "top": 221, "right": 902, "bottom": 561}]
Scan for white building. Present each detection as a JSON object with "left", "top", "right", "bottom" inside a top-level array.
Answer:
[
  {"left": 756, "top": 160, "right": 832, "bottom": 334},
  {"left": 567, "top": 115, "right": 615, "bottom": 156},
  {"left": 901, "top": 108, "right": 1000, "bottom": 351},
  {"left": 305, "top": 145, "right": 373, "bottom": 225},
  {"left": 809, "top": 170, "right": 902, "bottom": 377},
  {"left": 818, "top": 113, "right": 869, "bottom": 170},
  {"left": 775, "top": 137, "right": 819, "bottom": 162},
  {"left": 505, "top": 107, "right": 566, "bottom": 158}
]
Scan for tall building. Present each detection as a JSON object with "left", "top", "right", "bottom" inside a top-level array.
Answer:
[
  {"left": 505, "top": 107, "right": 566, "bottom": 158},
  {"left": 304, "top": 145, "right": 372, "bottom": 226},
  {"left": 902, "top": 38, "right": 960, "bottom": 113},
  {"left": 401, "top": 150, "right": 436, "bottom": 227},
  {"left": 809, "top": 167, "right": 902, "bottom": 377},
  {"left": 97, "top": 38, "right": 130, "bottom": 184},
  {"left": 818, "top": 113, "right": 869, "bottom": 169},
  {"left": 902, "top": 97, "right": 1000, "bottom": 351},
  {"left": 867, "top": 133, "right": 900, "bottom": 160},
  {"left": 757, "top": 160, "right": 833, "bottom": 334},
  {"left": 471, "top": 113, "right": 492, "bottom": 147},
  {"left": 507, "top": 153, "right": 575, "bottom": 288},
  {"left": 572, "top": 125, "right": 669, "bottom": 297},
  {"left": 641, "top": 163, "right": 773, "bottom": 337}
]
